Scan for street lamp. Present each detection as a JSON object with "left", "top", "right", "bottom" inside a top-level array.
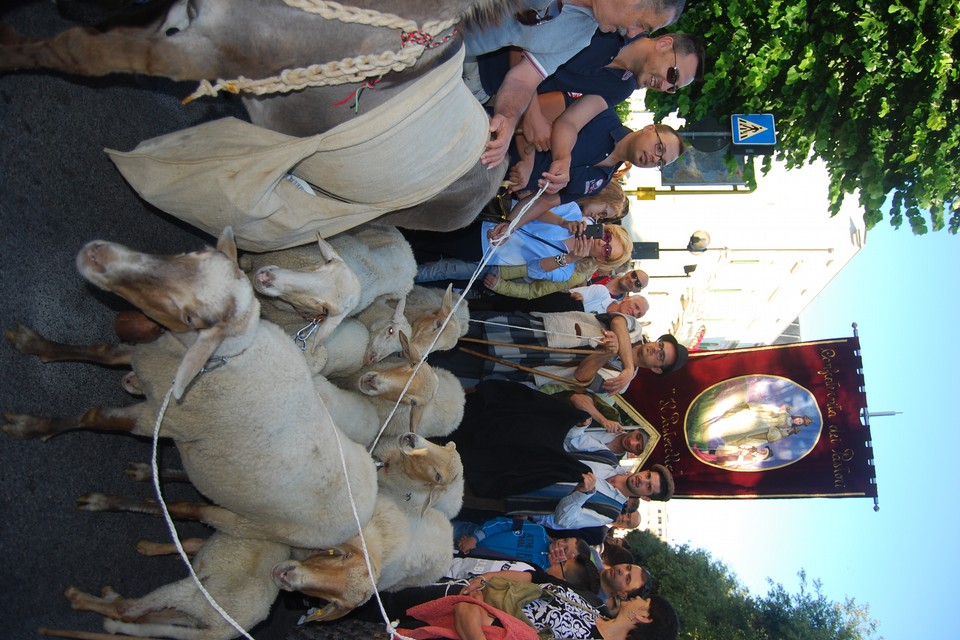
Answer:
[{"left": 632, "top": 230, "right": 834, "bottom": 260}]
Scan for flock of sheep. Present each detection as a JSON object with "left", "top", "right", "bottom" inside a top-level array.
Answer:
[{"left": 3, "top": 223, "right": 474, "bottom": 639}]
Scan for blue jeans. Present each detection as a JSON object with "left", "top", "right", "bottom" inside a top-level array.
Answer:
[{"left": 415, "top": 258, "right": 488, "bottom": 283}]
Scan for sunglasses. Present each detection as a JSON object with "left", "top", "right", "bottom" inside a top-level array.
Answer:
[
  {"left": 664, "top": 45, "right": 679, "bottom": 94},
  {"left": 600, "top": 230, "right": 614, "bottom": 259},
  {"left": 628, "top": 271, "right": 644, "bottom": 290}
]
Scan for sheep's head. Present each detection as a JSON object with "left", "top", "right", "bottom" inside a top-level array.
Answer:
[
  {"left": 363, "top": 297, "right": 412, "bottom": 365},
  {"left": 252, "top": 234, "right": 361, "bottom": 343},
  {"left": 409, "top": 284, "right": 461, "bottom": 354},
  {"left": 271, "top": 543, "right": 378, "bottom": 623},
  {"left": 377, "top": 432, "right": 462, "bottom": 515},
  {"left": 77, "top": 227, "right": 258, "bottom": 399},
  {"left": 357, "top": 332, "right": 439, "bottom": 432}
]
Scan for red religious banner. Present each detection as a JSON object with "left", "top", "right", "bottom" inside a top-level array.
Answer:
[{"left": 614, "top": 338, "right": 875, "bottom": 499}]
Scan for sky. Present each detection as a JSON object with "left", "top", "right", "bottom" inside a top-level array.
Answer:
[{"left": 666, "top": 215, "right": 960, "bottom": 638}]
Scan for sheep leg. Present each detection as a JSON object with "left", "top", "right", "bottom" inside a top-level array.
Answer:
[
  {"left": 126, "top": 461, "right": 191, "bottom": 484},
  {"left": 3, "top": 407, "right": 136, "bottom": 441},
  {"left": 6, "top": 323, "right": 134, "bottom": 366},
  {"left": 136, "top": 538, "right": 205, "bottom": 557},
  {"left": 77, "top": 493, "right": 252, "bottom": 538},
  {"left": 65, "top": 586, "right": 197, "bottom": 625}
]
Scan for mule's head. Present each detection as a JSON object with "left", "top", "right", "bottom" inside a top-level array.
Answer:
[
  {"left": 252, "top": 234, "right": 361, "bottom": 343},
  {"left": 271, "top": 542, "right": 378, "bottom": 623},
  {"left": 76, "top": 228, "right": 257, "bottom": 399}
]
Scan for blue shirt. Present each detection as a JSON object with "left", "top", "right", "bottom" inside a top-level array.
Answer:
[
  {"left": 538, "top": 30, "right": 638, "bottom": 108},
  {"left": 516, "top": 108, "right": 631, "bottom": 203}
]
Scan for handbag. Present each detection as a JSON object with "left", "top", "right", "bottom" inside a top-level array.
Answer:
[{"left": 478, "top": 577, "right": 544, "bottom": 627}]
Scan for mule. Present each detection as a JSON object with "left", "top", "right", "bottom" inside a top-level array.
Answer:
[{"left": 0, "top": 0, "right": 511, "bottom": 233}]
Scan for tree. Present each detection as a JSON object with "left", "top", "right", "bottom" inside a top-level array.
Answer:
[
  {"left": 645, "top": 0, "right": 960, "bottom": 234},
  {"left": 624, "top": 531, "right": 881, "bottom": 639}
]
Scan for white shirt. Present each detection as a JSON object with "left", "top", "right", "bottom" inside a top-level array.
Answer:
[
  {"left": 569, "top": 284, "right": 614, "bottom": 314},
  {"left": 530, "top": 460, "right": 627, "bottom": 529}
]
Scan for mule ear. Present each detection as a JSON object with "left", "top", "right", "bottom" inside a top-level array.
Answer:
[
  {"left": 216, "top": 227, "right": 238, "bottom": 265},
  {"left": 172, "top": 326, "right": 225, "bottom": 400},
  {"left": 315, "top": 233, "right": 341, "bottom": 263}
]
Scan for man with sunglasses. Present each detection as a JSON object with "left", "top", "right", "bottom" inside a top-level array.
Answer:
[
  {"left": 502, "top": 105, "right": 685, "bottom": 230},
  {"left": 469, "top": 0, "right": 689, "bottom": 168},
  {"left": 481, "top": 30, "right": 704, "bottom": 155}
]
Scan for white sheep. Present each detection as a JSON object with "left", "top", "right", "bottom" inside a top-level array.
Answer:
[
  {"left": 331, "top": 334, "right": 466, "bottom": 440},
  {"left": 274, "top": 434, "right": 461, "bottom": 622},
  {"left": 66, "top": 532, "right": 292, "bottom": 640},
  {"left": 405, "top": 284, "right": 470, "bottom": 355},
  {"left": 3, "top": 228, "right": 378, "bottom": 550},
  {"left": 273, "top": 493, "right": 453, "bottom": 622},
  {"left": 354, "top": 295, "right": 413, "bottom": 365},
  {"left": 80, "top": 433, "right": 460, "bottom": 629},
  {"left": 243, "top": 224, "right": 416, "bottom": 346},
  {"left": 372, "top": 432, "right": 464, "bottom": 521}
]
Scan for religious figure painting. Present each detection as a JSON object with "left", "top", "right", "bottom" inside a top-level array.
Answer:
[{"left": 684, "top": 375, "right": 822, "bottom": 472}]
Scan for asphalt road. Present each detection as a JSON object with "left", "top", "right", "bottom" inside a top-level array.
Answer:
[{"left": 0, "top": 2, "right": 374, "bottom": 638}]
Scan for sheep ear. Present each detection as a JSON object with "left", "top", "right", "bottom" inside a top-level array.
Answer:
[
  {"left": 315, "top": 233, "right": 341, "bottom": 263},
  {"left": 393, "top": 296, "right": 406, "bottom": 320},
  {"left": 442, "top": 284, "right": 454, "bottom": 313},
  {"left": 216, "top": 227, "right": 238, "bottom": 265},
  {"left": 421, "top": 485, "right": 442, "bottom": 517},
  {"left": 172, "top": 326, "right": 225, "bottom": 400},
  {"left": 399, "top": 331, "right": 412, "bottom": 363},
  {"left": 409, "top": 402, "right": 424, "bottom": 434}
]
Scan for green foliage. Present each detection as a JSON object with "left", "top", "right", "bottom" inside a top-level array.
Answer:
[
  {"left": 614, "top": 100, "right": 631, "bottom": 123},
  {"left": 646, "top": 0, "right": 960, "bottom": 234},
  {"left": 623, "top": 531, "right": 881, "bottom": 639}
]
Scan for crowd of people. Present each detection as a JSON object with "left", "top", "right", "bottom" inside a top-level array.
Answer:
[{"left": 313, "top": 3, "right": 709, "bottom": 638}]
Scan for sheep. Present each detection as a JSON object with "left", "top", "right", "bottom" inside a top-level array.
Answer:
[
  {"left": 77, "top": 432, "right": 459, "bottom": 628},
  {"left": 331, "top": 333, "right": 466, "bottom": 440},
  {"left": 2, "top": 228, "right": 378, "bottom": 550},
  {"left": 354, "top": 295, "right": 413, "bottom": 365},
  {"left": 65, "top": 532, "right": 292, "bottom": 640},
  {"left": 273, "top": 493, "right": 453, "bottom": 623},
  {"left": 242, "top": 224, "right": 416, "bottom": 346},
  {"left": 372, "top": 432, "right": 464, "bottom": 520},
  {"left": 405, "top": 284, "right": 470, "bottom": 355}
]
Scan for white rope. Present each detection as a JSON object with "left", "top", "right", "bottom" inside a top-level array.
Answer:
[
  {"left": 150, "top": 384, "right": 256, "bottom": 640},
  {"left": 367, "top": 182, "right": 552, "bottom": 453},
  {"left": 326, "top": 423, "right": 415, "bottom": 640}
]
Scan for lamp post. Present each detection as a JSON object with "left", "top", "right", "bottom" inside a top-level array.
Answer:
[{"left": 633, "top": 230, "right": 834, "bottom": 261}]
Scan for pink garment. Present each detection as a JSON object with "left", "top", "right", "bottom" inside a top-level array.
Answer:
[{"left": 397, "top": 595, "right": 539, "bottom": 640}]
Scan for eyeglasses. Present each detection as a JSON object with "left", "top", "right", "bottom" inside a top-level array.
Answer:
[
  {"left": 664, "top": 44, "right": 679, "bottom": 94},
  {"left": 648, "top": 339, "right": 665, "bottom": 365},
  {"left": 628, "top": 271, "right": 644, "bottom": 290},
  {"left": 652, "top": 127, "right": 666, "bottom": 171}
]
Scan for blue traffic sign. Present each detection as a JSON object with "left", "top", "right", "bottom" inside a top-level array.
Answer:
[{"left": 731, "top": 114, "right": 777, "bottom": 145}]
